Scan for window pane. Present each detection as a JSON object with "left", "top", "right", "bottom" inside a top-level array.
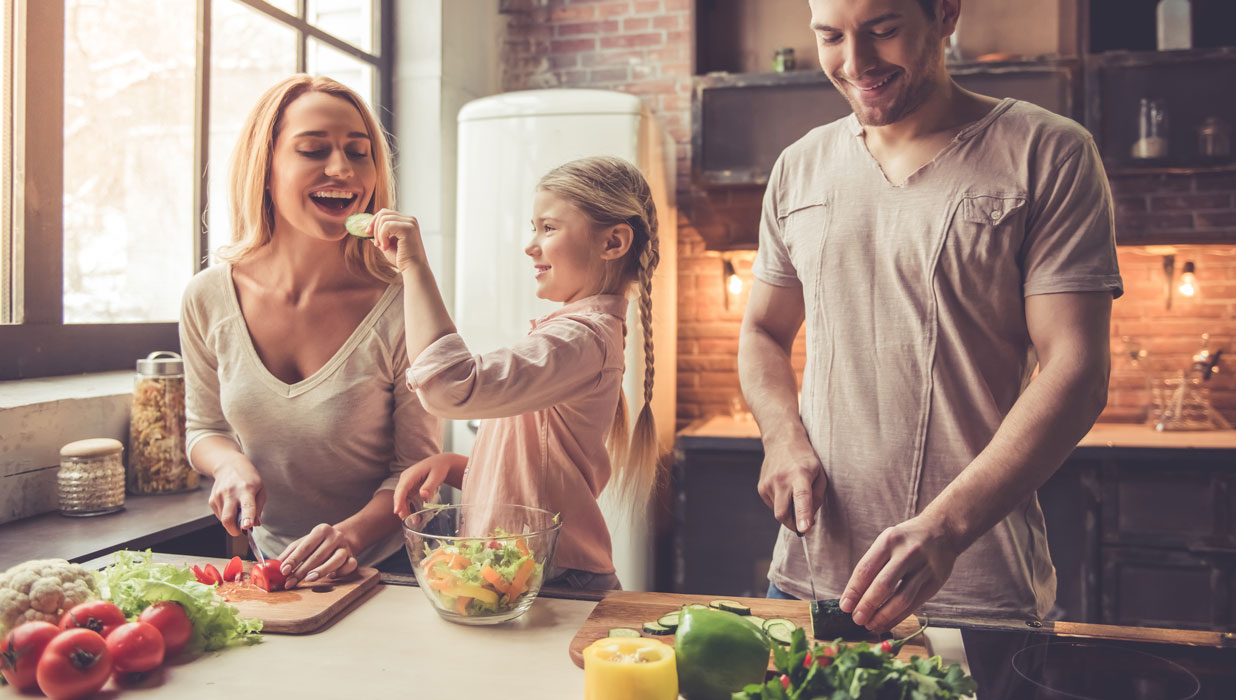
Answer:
[
  {"left": 0, "top": 0, "right": 13, "bottom": 324},
  {"left": 207, "top": 0, "right": 297, "bottom": 261},
  {"left": 62, "top": 0, "right": 195, "bottom": 324},
  {"left": 306, "top": 38, "right": 374, "bottom": 108},
  {"left": 308, "top": 0, "right": 374, "bottom": 53}
]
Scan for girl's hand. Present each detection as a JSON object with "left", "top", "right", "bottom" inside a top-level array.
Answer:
[
  {"left": 276, "top": 523, "right": 359, "bottom": 589},
  {"left": 209, "top": 455, "right": 265, "bottom": 537},
  {"left": 370, "top": 208, "right": 429, "bottom": 272},
  {"left": 392, "top": 454, "right": 458, "bottom": 519}
]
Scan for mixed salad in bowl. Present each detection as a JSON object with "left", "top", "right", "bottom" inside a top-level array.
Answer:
[{"left": 403, "top": 504, "right": 561, "bottom": 624}]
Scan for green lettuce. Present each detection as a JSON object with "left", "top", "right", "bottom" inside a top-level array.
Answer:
[{"left": 94, "top": 550, "right": 262, "bottom": 651}]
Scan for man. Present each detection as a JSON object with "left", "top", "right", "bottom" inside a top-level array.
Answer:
[{"left": 738, "top": 0, "right": 1122, "bottom": 632}]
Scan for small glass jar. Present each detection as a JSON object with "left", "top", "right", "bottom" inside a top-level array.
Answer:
[
  {"left": 1132, "top": 98, "right": 1169, "bottom": 160},
  {"left": 773, "top": 47, "right": 796, "bottom": 73},
  {"left": 129, "top": 351, "right": 199, "bottom": 494},
  {"left": 1197, "top": 116, "right": 1231, "bottom": 161},
  {"left": 59, "top": 438, "right": 125, "bottom": 516}
]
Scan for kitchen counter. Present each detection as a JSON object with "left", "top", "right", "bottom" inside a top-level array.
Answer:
[{"left": 0, "top": 487, "right": 215, "bottom": 571}]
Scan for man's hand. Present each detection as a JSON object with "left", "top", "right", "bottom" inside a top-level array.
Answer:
[
  {"left": 758, "top": 439, "right": 828, "bottom": 534},
  {"left": 838, "top": 514, "right": 960, "bottom": 633}
]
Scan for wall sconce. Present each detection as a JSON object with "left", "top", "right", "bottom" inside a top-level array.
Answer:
[
  {"left": 722, "top": 259, "right": 740, "bottom": 309},
  {"left": 1178, "top": 261, "right": 1198, "bottom": 297}
]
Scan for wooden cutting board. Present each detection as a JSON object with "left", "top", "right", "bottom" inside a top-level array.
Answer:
[
  {"left": 568, "top": 591, "right": 930, "bottom": 671},
  {"left": 157, "top": 554, "right": 380, "bottom": 634}
]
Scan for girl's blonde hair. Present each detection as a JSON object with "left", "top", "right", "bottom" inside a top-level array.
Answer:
[
  {"left": 537, "top": 156, "right": 661, "bottom": 508},
  {"left": 215, "top": 74, "right": 398, "bottom": 284}
]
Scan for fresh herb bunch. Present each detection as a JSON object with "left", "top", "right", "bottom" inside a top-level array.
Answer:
[{"left": 733, "top": 625, "right": 977, "bottom": 700}]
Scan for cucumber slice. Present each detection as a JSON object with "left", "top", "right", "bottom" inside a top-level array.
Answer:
[
  {"left": 765, "top": 620, "right": 795, "bottom": 646},
  {"left": 762, "top": 617, "right": 794, "bottom": 632},
  {"left": 656, "top": 612, "right": 681, "bottom": 630},
  {"left": 716, "top": 600, "right": 751, "bottom": 615},
  {"left": 746, "top": 615, "right": 766, "bottom": 629},
  {"left": 684, "top": 604, "right": 709, "bottom": 612},
  {"left": 642, "top": 621, "right": 673, "bottom": 635},
  {"left": 608, "top": 628, "right": 641, "bottom": 638},
  {"left": 345, "top": 212, "right": 374, "bottom": 238}
]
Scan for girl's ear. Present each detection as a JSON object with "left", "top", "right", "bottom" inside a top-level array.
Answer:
[{"left": 599, "top": 223, "right": 634, "bottom": 261}]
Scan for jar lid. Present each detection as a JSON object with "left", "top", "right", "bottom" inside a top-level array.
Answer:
[
  {"left": 61, "top": 438, "right": 124, "bottom": 458},
  {"left": 137, "top": 350, "right": 183, "bottom": 375}
]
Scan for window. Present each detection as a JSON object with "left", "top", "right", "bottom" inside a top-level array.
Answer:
[{"left": 0, "top": 0, "right": 391, "bottom": 379}]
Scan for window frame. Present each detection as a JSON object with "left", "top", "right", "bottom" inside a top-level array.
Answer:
[{"left": 0, "top": 0, "right": 393, "bottom": 380}]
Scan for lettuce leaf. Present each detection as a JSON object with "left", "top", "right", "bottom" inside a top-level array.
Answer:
[{"left": 94, "top": 550, "right": 262, "bottom": 651}]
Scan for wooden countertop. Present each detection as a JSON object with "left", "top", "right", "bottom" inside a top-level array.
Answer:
[
  {"left": 678, "top": 416, "right": 1236, "bottom": 452},
  {"left": 0, "top": 487, "right": 214, "bottom": 571}
]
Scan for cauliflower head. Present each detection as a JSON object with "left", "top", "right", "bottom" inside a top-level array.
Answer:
[{"left": 0, "top": 558, "right": 97, "bottom": 633}]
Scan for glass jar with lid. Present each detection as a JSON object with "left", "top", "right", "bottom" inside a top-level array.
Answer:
[
  {"left": 59, "top": 438, "right": 125, "bottom": 516},
  {"left": 129, "top": 351, "right": 199, "bottom": 494}
]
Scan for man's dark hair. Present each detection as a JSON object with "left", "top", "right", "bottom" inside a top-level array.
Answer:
[{"left": 915, "top": 0, "right": 937, "bottom": 19}]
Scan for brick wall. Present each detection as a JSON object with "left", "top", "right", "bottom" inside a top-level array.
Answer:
[{"left": 497, "top": 2, "right": 1236, "bottom": 432}]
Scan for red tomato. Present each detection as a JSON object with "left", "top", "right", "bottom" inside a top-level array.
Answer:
[
  {"left": 223, "top": 555, "right": 244, "bottom": 582},
  {"left": 202, "top": 563, "right": 223, "bottom": 586},
  {"left": 36, "top": 628, "right": 112, "bottom": 700},
  {"left": 59, "top": 600, "right": 126, "bottom": 638},
  {"left": 0, "top": 621, "right": 60, "bottom": 691},
  {"left": 191, "top": 564, "right": 210, "bottom": 584},
  {"left": 880, "top": 639, "right": 894, "bottom": 654},
  {"left": 106, "top": 622, "right": 164, "bottom": 674},
  {"left": 780, "top": 673, "right": 790, "bottom": 690},
  {"left": 249, "top": 559, "right": 286, "bottom": 592},
  {"left": 137, "top": 601, "right": 193, "bottom": 657}
]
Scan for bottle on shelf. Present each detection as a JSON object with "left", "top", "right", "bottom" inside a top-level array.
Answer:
[{"left": 1156, "top": 0, "right": 1192, "bottom": 51}]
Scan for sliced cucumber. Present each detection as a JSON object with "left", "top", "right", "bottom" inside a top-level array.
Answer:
[
  {"left": 715, "top": 600, "right": 751, "bottom": 615},
  {"left": 642, "top": 621, "right": 673, "bottom": 635},
  {"left": 685, "top": 603, "right": 709, "bottom": 611},
  {"left": 656, "top": 612, "right": 681, "bottom": 630},
  {"left": 762, "top": 617, "right": 795, "bottom": 633},
  {"left": 746, "top": 615, "right": 767, "bottom": 629},
  {"left": 765, "top": 620, "right": 795, "bottom": 646},
  {"left": 345, "top": 212, "right": 374, "bottom": 239},
  {"left": 608, "top": 628, "right": 641, "bottom": 638}
]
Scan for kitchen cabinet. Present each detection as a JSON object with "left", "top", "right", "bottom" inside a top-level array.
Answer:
[{"left": 673, "top": 417, "right": 1236, "bottom": 631}]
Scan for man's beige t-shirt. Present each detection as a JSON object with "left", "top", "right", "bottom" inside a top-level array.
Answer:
[{"left": 752, "top": 99, "right": 1123, "bottom": 619}]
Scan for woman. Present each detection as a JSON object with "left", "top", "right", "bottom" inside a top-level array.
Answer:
[{"left": 180, "top": 75, "right": 441, "bottom": 588}]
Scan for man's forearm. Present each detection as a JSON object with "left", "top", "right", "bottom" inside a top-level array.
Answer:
[
  {"left": 922, "top": 359, "right": 1108, "bottom": 552},
  {"left": 738, "top": 326, "right": 809, "bottom": 450}
]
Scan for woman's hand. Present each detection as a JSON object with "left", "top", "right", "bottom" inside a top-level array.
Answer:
[
  {"left": 370, "top": 208, "right": 429, "bottom": 272},
  {"left": 276, "top": 524, "right": 359, "bottom": 589},
  {"left": 392, "top": 453, "right": 463, "bottom": 519},
  {"left": 208, "top": 454, "right": 265, "bottom": 537}
]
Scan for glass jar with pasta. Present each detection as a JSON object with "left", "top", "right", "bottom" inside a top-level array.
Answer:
[{"left": 129, "top": 350, "right": 199, "bottom": 494}]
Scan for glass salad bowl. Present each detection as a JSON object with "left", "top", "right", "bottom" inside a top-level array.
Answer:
[{"left": 402, "top": 504, "right": 562, "bottom": 625}]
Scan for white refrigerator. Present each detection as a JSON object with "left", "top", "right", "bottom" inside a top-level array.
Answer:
[{"left": 451, "top": 89, "right": 677, "bottom": 592}]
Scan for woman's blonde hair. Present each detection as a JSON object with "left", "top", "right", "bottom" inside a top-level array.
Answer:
[
  {"left": 537, "top": 156, "right": 661, "bottom": 508},
  {"left": 215, "top": 74, "right": 398, "bottom": 284}
]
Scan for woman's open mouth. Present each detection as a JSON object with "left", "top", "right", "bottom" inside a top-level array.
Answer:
[
  {"left": 534, "top": 264, "right": 550, "bottom": 279},
  {"left": 309, "top": 189, "right": 358, "bottom": 215}
]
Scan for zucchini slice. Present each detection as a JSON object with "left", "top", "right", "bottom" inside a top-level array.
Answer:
[
  {"left": 608, "top": 628, "right": 642, "bottom": 638},
  {"left": 642, "top": 621, "right": 673, "bottom": 635}
]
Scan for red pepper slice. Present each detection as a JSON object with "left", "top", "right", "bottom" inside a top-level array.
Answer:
[{"left": 222, "top": 556, "right": 243, "bottom": 583}]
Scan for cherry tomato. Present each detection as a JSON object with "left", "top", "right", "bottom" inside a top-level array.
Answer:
[
  {"left": 59, "top": 600, "right": 126, "bottom": 638},
  {"left": 191, "top": 564, "right": 209, "bottom": 584},
  {"left": 880, "top": 639, "right": 894, "bottom": 654},
  {"left": 780, "top": 673, "right": 791, "bottom": 690},
  {"left": 0, "top": 621, "right": 60, "bottom": 691},
  {"left": 223, "top": 555, "right": 244, "bottom": 582},
  {"left": 249, "top": 559, "right": 287, "bottom": 592},
  {"left": 106, "top": 622, "right": 164, "bottom": 675},
  {"left": 36, "top": 628, "right": 112, "bottom": 700},
  {"left": 803, "top": 651, "right": 813, "bottom": 668},
  {"left": 138, "top": 601, "right": 193, "bottom": 657}
]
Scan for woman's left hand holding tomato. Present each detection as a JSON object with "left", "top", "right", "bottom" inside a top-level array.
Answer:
[
  {"left": 369, "top": 208, "right": 428, "bottom": 272},
  {"left": 276, "top": 523, "right": 359, "bottom": 589}
]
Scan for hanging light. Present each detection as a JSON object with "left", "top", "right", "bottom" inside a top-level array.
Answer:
[
  {"left": 725, "top": 260, "right": 743, "bottom": 296},
  {"left": 1178, "top": 261, "right": 1198, "bottom": 297}
]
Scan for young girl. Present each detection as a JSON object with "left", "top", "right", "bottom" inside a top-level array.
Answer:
[
  {"left": 182, "top": 75, "right": 441, "bottom": 589},
  {"left": 374, "top": 156, "right": 660, "bottom": 590}
]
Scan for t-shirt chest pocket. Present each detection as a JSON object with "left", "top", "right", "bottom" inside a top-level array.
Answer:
[{"left": 946, "top": 194, "right": 1028, "bottom": 268}]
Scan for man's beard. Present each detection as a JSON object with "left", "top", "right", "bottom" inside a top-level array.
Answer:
[{"left": 832, "top": 38, "right": 942, "bottom": 127}]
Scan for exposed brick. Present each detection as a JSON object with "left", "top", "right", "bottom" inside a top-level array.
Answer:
[
  {"left": 1149, "top": 193, "right": 1232, "bottom": 210},
  {"left": 624, "top": 16, "right": 651, "bottom": 31},
  {"left": 633, "top": 0, "right": 662, "bottom": 12},
  {"left": 597, "top": 2, "right": 631, "bottom": 18},
  {"left": 1194, "top": 173, "right": 1236, "bottom": 191},
  {"left": 652, "top": 14, "right": 682, "bottom": 30},
  {"left": 600, "top": 32, "right": 665, "bottom": 49},
  {"left": 556, "top": 20, "right": 620, "bottom": 36},
  {"left": 550, "top": 4, "right": 595, "bottom": 21},
  {"left": 590, "top": 66, "right": 631, "bottom": 84},
  {"left": 550, "top": 37, "right": 597, "bottom": 53},
  {"left": 580, "top": 49, "right": 645, "bottom": 67},
  {"left": 664, "top": 0, "right": 691, "bottom": 10},
  {"left": 1196, "top": 211, "right": 1236, "bottom": 228},
  {"left": 548, "top": 53, "right": 580, "bottom": 70},
  {"left": 1108, "top": 174, "right": 1193, "bottom": 196}
]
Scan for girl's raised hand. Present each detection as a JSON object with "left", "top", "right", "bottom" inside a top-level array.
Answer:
[
  {"left": 392, "top": 453, "right": 461, "bottom": 519},
  {"left": 370, "top": 208, "right": 429, "bottom": 272}
]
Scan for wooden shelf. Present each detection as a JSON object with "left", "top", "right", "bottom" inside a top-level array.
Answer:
[{"left": 1105, "top": 162, "right": 1236, "bottom": 176}]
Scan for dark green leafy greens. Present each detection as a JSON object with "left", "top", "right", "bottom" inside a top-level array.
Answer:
[{"left": 733, "top": 626, "right": 976, "bottom": 700}]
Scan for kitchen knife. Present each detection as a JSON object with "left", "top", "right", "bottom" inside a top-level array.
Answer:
[
  {"left": 798, "top": 529, "right": 818, "bottom": 602},
  {"left": 238, "top": 513, "right": 265, "bottom": 566}
]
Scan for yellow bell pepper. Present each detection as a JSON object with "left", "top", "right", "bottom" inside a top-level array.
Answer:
[
  {"left": 442, "top": 584, "right": 499, "bottom": 605},
  {"left": 582, "top": 637, "right": 677, "bottom": 700}
]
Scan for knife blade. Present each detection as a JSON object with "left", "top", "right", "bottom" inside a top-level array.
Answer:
[
  {"left": 238, "top": 513, "right": 265, "bottom": 566},
  {"left": 798, "top": 529, "right": 818, "bottom": 602}
]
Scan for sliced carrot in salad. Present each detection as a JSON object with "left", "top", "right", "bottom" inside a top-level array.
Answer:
[
  {"left": 507, "top": 557, "right": 536, "bottom": 599},
  {"left": 481, "top": 565, "right": 510, "bottom": 594}
]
